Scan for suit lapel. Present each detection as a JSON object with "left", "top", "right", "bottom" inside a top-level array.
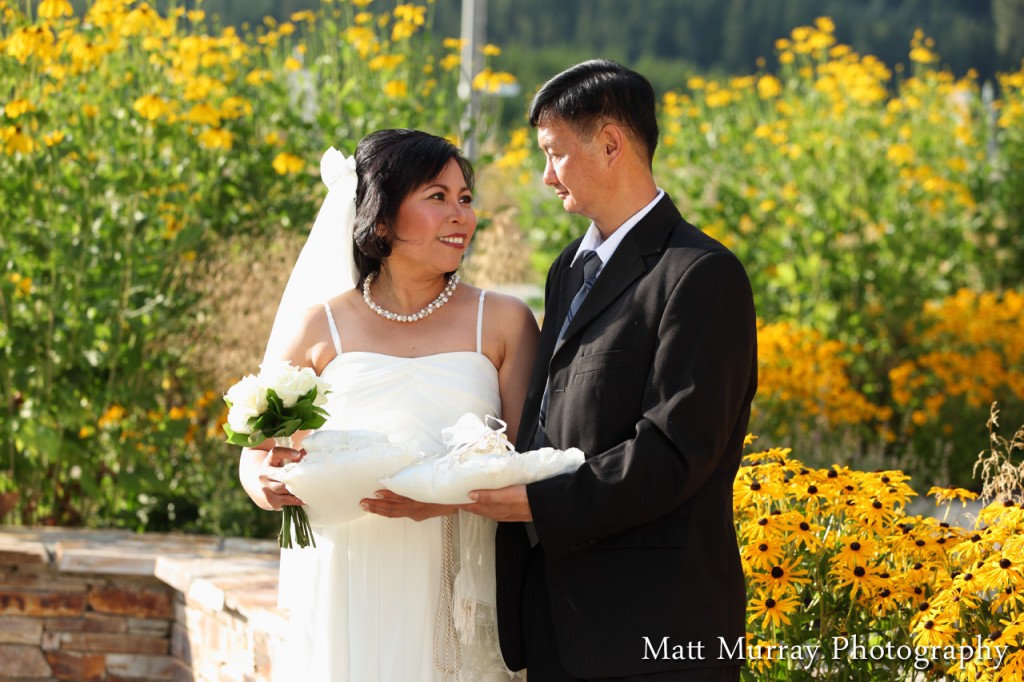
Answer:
[{"left": 552, "top": 195, "right": 682, "bottom": 359}]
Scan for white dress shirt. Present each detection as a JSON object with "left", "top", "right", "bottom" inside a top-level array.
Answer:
[{"left": 570, "top": 189, "right": 666, "bottom": 275}]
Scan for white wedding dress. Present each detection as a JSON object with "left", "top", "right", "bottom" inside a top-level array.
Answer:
[{"left": 276, "top": 292, "right": 511, "bottom": 682}]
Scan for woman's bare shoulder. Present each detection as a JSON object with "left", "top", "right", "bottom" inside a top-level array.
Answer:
[{"left": 481, "top": 289, "right": 539, "bottom": 335}]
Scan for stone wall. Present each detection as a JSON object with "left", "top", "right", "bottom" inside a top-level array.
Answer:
[{"left": 0, "top": 528, "right": 285, "bottom": 682}]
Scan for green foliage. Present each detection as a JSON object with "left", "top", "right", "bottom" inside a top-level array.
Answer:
[{"left": 0, "top": 0, "right": 502, "bottom": 535}]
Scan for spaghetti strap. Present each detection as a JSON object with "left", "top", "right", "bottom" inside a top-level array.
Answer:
[
  {"left": 476, "top": 290, "right": 486, "bottom": 354},
  {"left": 323, "top": 301, "right": 343, "bottom": 355}
]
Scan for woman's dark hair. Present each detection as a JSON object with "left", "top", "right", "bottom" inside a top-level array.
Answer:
[
  {"left": 352, "top": 129, "right": 474, "bottom": 281},
  {"left": 528, "top": 59, "right": 658, "bottom": 165}
]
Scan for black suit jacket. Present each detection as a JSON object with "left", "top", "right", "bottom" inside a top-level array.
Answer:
[{"left": 496, "top": 195, "right": 757, "bottom": 678}]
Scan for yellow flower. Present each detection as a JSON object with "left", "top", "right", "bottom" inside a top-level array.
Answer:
[
  {"left": 272, "top": 152, "right": 305, "bottom": 175},
  {"left": 132, "top": 94, "right": 170, "bottom": 121},
  {"left": 440, "top": 53, "right": 460, "bottom": 71},
  {"left": 748, "top": 593, "right": 801, "bottom": 629},
  {"left": 833, "top": 537, "right": 878, "bottom": 568},
  {"left": 3, "top": 98, "right": 34, "bottom": 118},
  {"left": 383, "top": 80, "right": 408, "bottom": 98},
  {"left": 443, "top": 37, "right": 465, "bottom": 50},
  {"left": 482, "top": 44, "right": 501, "bottom": 56},
  {"left": 394, "top": 3, "right": 426, "bottom": 25},
  {"left": 352, "top": 0, "right": 374, "bottom": 6},
  {"left": 219, "top": 97, "right": 252, "bottom": 120},
  {"left": 744, "top": 539, "right": 785, "bottom": 572},
  {"left": 43, "top": 130, "right": 64, "bottom": 146},
  {"left": 98, "top": 404, "right": 127, "bottom": 429},
  {"left": 37, "top": 0, "right": 73, "bottom": 19},
  {"left": 911, "top": 614, "right": 957, "bottom": 648},
  {"left": 184, "top": 103, "right": 221, "bottom": 127},
  {"left": 749, "top": 557, "right": 811, "bottom": 597},
  {"left": 245, "top": 69, "right": 273, "bottom": 86},
  {"left": 369, "top": 54, "right": 405, "bottom": 71},
  {"left": 81, "top": 104, "right": 99, "bottom": 118},
  {"left": 3, "top": 125, "right": 35, "bottom": 155},
  {"left": 392, "top": 20, "right": 416, "bottom": 41},
  {"left": 910, "top": 46, "right": 937, "bottom": 64},
  {"left": 472, "top": 68, "right": 516, "bottom": 93},
  {"left": 7, "top": 273, "right": 32, "bottom": 297},
  {"left": 284, "top": 56, "right": 302, "bottom": 71},
  {"left": 197, "top": 127, "right": 233, "bottom": 151},
  {"left": 830, "top": 563, "right": 885, "bottom": 599},
  {"left": 928, "top": 486, "right": 978, "bottom": 505},
  {"left": 756, "top": 75, "right": 782, "bottom": 99}
]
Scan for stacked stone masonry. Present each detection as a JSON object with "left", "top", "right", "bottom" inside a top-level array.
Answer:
[{"left": 0, "top": 528, "right": 284, "bottom": 682}]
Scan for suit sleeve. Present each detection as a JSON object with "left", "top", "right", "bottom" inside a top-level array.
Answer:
[{"left": 527, "top": 250, "right": 757, "bottom": 560}]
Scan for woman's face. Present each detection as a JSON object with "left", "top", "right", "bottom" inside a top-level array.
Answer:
[{"left": 385, "top": 158, "right": 476, "bottom": 277}]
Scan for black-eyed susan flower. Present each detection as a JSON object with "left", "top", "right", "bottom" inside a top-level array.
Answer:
[
  {"left": 744, "top": 538, "right": 785, "bottom": 572},
  {"left": 833, "top": 537, "right": 878, "bottom": 568},
  {"left": 750, "top": 557, "right": 811, "bottom": 597},
  {"left": 976, "top": 553, "right": 1024, "bottom": 591},
  {"left": 928, "top": 485, "right": 979, "bottom": 506},
  {"left": 741, "top": 512, "right": 790, "bottom": 542},
  {"left": 831, "top": 562, "right": 885, "bottom": 599},
  {"left": 748, "top": 593, "right": 801, "bottom": 629},
  {"left": 912, "top": 614, "right": 957, "bottom": 648}
]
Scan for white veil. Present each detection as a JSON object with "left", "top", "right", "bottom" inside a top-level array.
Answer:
[{"left": 263, "top": 147, "right": 359, "bottom": 362}]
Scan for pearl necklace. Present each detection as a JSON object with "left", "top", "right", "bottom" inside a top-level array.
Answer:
[{"left": 362, "top": 271, "right": 459, "bottom": 323}]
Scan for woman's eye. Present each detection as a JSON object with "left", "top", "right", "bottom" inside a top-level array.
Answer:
[{"left": 459, "top": 195, "right": 473, "bottom": 204}]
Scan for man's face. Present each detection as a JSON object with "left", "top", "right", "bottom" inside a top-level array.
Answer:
[{"left": 536, "top": 117, "right": 605, "bottom": 220}]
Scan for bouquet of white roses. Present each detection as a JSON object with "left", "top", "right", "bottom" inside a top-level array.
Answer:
[{"left": 223, "top": 360, "right": 330, "bottom": 548}]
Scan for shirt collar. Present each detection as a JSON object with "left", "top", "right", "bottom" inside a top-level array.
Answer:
[{"left": 571, "top": 189, "right": 665, "bottom": 269}]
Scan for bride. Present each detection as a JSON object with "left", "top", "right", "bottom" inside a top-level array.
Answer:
[{"left": 237, "top": 129, "right": 538, "bottom": 680}]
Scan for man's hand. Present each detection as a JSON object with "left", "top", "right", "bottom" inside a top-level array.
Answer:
[{"left": 461, "top": 484, "right": 532, "bottom": 522}]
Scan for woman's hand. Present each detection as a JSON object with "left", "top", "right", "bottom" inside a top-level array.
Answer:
[
  {"left": 239, "top": 446, "right": 306, "bottom": 511},
  {"left": 361, "top": 490, "right": 458, "bottom": 522}
]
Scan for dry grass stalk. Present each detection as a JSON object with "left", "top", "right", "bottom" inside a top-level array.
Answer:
[{"left": 973, "top": 402, "right": 1024, "bottom": 503}]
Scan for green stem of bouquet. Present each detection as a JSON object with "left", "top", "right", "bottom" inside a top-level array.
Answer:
[
  {"left": 280, "top": 505, "right": 316, "bottom": 549},
  {"left": 273, "top": 435, "right": 316, "bottom": 549}
]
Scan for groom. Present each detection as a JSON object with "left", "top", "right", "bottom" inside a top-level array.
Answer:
[{"left": 466, "top": 60, "right": 757, "bottom": 680}]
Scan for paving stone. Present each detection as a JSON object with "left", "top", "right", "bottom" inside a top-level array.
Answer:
[
  {"left": 44, "top": 651, "right": 105, "bottom": 682},
  {"left": 0, "top": 644, "right": 52, "bottom": 677},
  {"left": 0, "top": 615, "right": 43, "bottom": 645}
]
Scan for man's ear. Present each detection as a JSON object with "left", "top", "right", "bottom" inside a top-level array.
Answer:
[{"left": 598, "top": 123, "right": 626, "bottom": 165}]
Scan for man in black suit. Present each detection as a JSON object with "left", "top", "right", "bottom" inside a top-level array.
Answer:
[{"left": 466, "top": 60, "right": 757, "bottom": 681}]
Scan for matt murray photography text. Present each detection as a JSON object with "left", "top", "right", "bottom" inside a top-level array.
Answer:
[{"left": 642, "top": 635, "right": 1009, "bottom": 671}]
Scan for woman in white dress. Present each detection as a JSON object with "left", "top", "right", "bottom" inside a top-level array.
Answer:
[{"left": 238, "top": 129, "right": 538, "bottom": 681}]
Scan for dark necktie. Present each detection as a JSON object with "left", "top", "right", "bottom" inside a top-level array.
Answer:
[
  {"left": 535, "top": 249, "right": 602, "bottom": 445},
  {"left": 527, "top": 249, "right": 601, "bottom": 546}
]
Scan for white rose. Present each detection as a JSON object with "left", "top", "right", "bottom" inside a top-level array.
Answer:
[
  {"left": 259, "top": 361, "right": 326, "bottom": 408},
  {"left": 224, "top": 374, "right": 267, "bottom": 434}
]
